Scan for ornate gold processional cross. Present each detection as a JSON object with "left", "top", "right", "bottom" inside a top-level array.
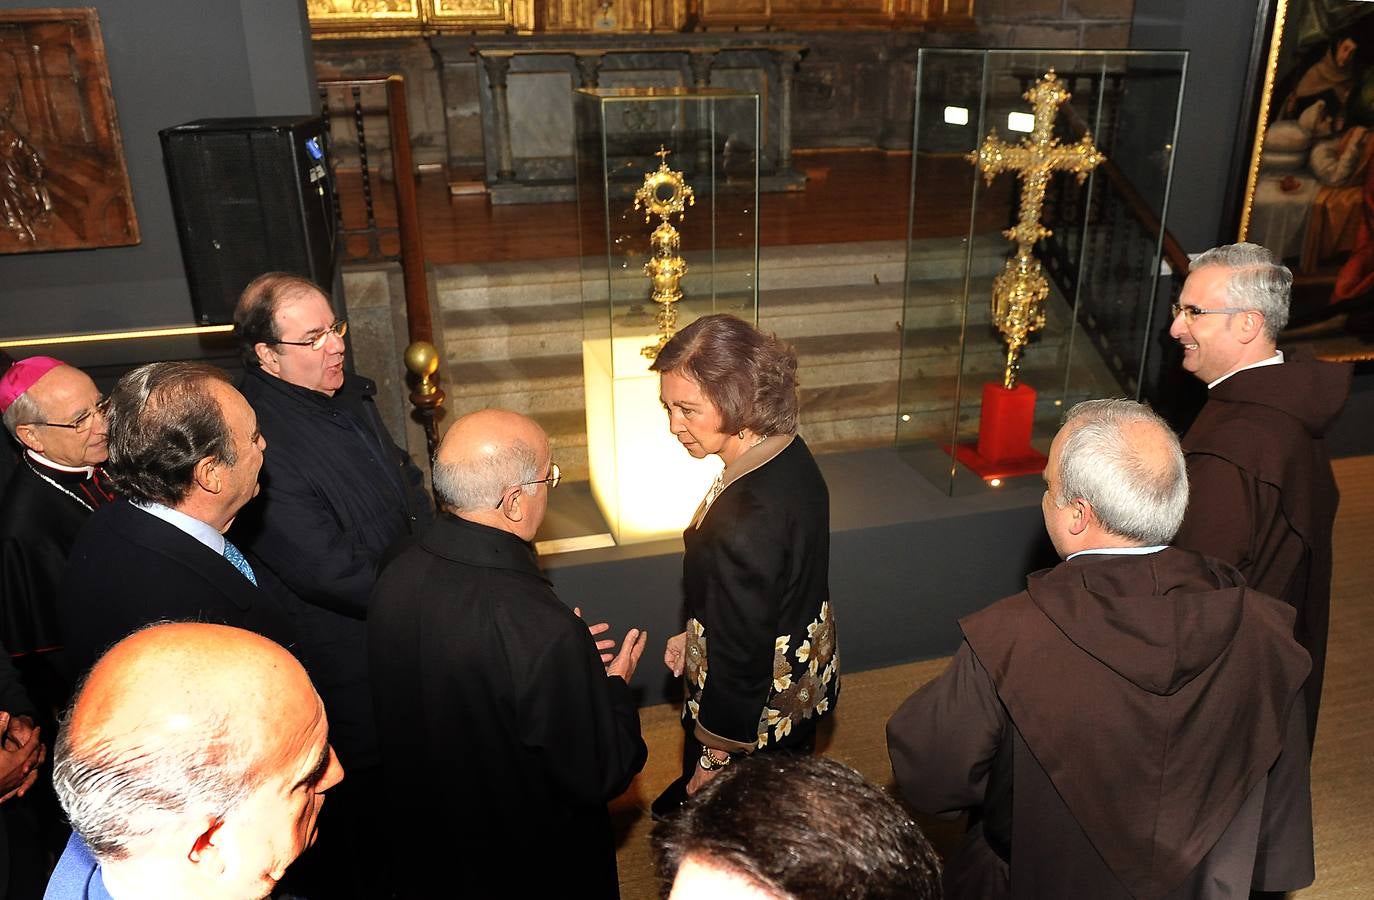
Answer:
[{"left": 969, "top": 70, "right": 1105, "bottom": 389}]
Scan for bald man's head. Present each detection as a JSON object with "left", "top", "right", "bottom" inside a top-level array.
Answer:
[
  {"left": 1041, "top": 399, "right": 1188, "bottom": 557},
  {"left": 431, "top": 409, "right": 553, "bottom": 540},
  {"left": 53, "top": 623, "right": 342, "bottom": 900}
]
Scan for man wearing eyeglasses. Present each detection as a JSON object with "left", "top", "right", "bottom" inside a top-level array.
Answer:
[
  {"left": 370, "top": 409, "right": 649, "bottom": 899},
  {"left": 0, "top": 358, "right": 115, "bottom": 704},
  {"left": 1169, "top": 243, "right": 1350, "bottom": 768},
  {"left": 229, "top": 272, "right": 431, "bottom": 899}
]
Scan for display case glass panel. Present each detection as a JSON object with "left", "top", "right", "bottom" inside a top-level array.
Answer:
[
  {"left": 575, "top": 87, "right": 760, "bottom": 544},
  {"left": 898, "top": 49, "right": 1187, "bottom": 495}
]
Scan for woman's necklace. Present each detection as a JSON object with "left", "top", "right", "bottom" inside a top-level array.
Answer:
[{"left": 26, "top": 460, "right": 95, "bottom": 512}]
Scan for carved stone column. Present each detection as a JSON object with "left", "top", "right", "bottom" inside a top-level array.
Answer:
[
  {"left": 576, "top": 53, "right": 604, "bottom": 89},
  {"left": 690, "top": 52, "right": 716, "bottom": 174},
  {"left": 688, "top": 50, "right": 715, "bottom": 88},
  {"left": 482, "top": 54, "right": 516, "bottom": 180},
  {"left": 774, "top": 48, "right": 802, "bottom": 172}
]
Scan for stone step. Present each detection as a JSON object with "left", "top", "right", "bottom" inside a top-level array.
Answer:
[
  {"left": 442, "top": 274, "right": 1006, "bottom": 364},
  {"left": 433, "top": 237, "right": 1008, "bottom": 312}
]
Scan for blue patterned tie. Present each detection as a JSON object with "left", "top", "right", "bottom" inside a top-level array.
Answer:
[{"left": 222, "top": 539, "right": 258, "bottom": 586}]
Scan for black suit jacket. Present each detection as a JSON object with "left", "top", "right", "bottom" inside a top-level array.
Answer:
[{"left": 58, "top": 500, "right": 296, "bottom": 680}]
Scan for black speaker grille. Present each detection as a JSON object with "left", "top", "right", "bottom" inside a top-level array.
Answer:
[{"left": 161, "top": 118, "right": 336, "bottom": 325}]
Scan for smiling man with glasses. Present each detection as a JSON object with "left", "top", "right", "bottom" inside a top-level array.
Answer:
[
  {"left": 1168, "top": 246, "right": 1350, "bottom": 892},
  {"left": 230, "top": 272, "right": 432, "bottom": 900}
]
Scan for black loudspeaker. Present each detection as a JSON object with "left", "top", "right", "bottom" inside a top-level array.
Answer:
[{"left": 160, "top": 116, "right": 336, "bottom": 325}]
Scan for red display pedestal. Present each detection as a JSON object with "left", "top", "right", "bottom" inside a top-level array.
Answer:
[{"left": 947, "top": 382, "right": 1048, "bottom": 481}]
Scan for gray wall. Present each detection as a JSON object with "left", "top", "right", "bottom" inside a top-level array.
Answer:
[
  {"left": 1131, "top": 0, "right": 1262, "bottom": 251},
  {"left": 0, "top": 0, "right": 318, "bottom": 340}
]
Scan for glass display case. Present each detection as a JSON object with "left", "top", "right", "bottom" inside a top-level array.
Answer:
[
  {"left": 897, "top": 49, "right": 1187, "bottom": 495},
  {"left": 575, "top": 87, "right": 760, "bottom": 544}
]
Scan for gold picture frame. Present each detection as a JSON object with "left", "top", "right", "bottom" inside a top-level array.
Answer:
[{"left": 1237, "top": 0, "right": 1374, "bottom": 344}]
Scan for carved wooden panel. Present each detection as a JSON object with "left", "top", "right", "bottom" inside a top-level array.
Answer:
[
  {"left": 306, "top": 0, "right": 425, "bottom": 36},
  {"left": 427, "top": 0, "right": 514, "bottom": 28},
  {"left": 537, "top": 0, "right": 657, "bottom": 32},
  {"left": 0, "top": 8, "right": 138, "bottom": 254}
]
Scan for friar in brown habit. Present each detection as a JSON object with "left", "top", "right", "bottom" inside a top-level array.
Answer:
[
  {"left": 887, "top": 399, "right": 1313, "bottom": 899},
  {"left": 1167, "top": 242, "right": 1351, "bottom": 752}
]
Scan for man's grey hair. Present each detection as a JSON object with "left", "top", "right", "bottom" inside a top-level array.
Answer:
[
  {"left": 431, "top": 436, "right": 540, "bottom": 512},
  {"left": 1189, "top": 242, "right": 1292, "bottom": 339},
  {"left": 51, "top": 710, "right": 265, "bottom": 862},
  {"left": 1051, "top": 399, "right": 1189, "bottom": 546},
  {"left": 1, "top": 390, "right": 41, "bottom": 440}
]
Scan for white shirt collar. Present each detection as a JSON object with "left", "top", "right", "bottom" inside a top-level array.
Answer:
[
  {"left": 1066, "top": 545, "right": 1168, "bottom": 560},
  {"left": 130, "top": 500, "right": 226, "bottom": 555},
  {"left": 1208, "top": 350, "right": 1284, "bottom": 389},
  {"left": 25, "top": 449, "right": 94, "bottom": 477}
]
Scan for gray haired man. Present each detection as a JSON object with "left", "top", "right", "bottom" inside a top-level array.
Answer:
[
  {"left": 45, "top": 622, "right": 342, "bottom": 900},
  {"left": 888, "top": 399, "right": 1313, "bottom": 898},
  {"left": 1168, "top": 242, "right": 1351, "bottom": 763}
]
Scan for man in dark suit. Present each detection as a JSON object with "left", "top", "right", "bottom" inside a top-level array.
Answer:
[
  {"left": 229, "top": 273, "right": 430, "bottom": 899},
  {"left": 57, "top": 363, "right": 295, "bottom": 682},
  {"left": 370, "top": 409, "right": 647, "bottom": 899}
]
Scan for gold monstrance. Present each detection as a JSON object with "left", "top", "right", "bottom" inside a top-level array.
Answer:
[
  {"left": 969, "top": 70, "right": 1105, "bottom": 388},
  {"left": 635, "top": 146, "right": 695, "bottom": 360}
]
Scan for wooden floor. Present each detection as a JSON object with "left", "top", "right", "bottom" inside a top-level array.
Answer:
[
  {"left": 609, "top": 454, "right": 1374, "bottom": 899},
  {"left": 336, "top": 150, "right": 1010, "bottom": 266}
]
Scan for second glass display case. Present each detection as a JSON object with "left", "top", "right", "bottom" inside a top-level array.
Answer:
[{"left": 898, "top": 49, "right": 1187, "bottom": 495}]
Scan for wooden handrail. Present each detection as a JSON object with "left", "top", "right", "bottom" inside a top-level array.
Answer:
[
  {"left": 319, "top": 75, "right": 433, "bottom": 346},
  {"left": 384, "top": 75, "right": 432, "bottom": 346}
]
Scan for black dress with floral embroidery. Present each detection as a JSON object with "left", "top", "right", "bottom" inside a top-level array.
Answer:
[{"left": 680, "top": 435, "right": 839, "bottom": 755}]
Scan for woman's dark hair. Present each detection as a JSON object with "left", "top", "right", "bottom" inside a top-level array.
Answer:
[
  {"left": 105, "top": 362, "right": 237, "bottom": 506},
  {"left": 649, "top": 314, "right": 800, "bottom": 436},
  {"left": 233, "top": 272, "right": 330, "bottom": 368}
]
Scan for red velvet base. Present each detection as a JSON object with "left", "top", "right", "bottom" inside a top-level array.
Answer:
[{"left": 946, "top": 382, "right": 1048, "bottom": 481}]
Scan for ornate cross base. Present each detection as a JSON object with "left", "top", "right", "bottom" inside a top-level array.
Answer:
[{"left": 947, "top": 382, "right": 1047, "bottom": 482}]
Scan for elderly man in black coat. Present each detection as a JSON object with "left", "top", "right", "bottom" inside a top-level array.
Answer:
[
  {"left": 371, "top": 408, "right": 648, "bottom": 899},
  {"left": 229, "top": 272, "right": 431, "bottom": 899}
]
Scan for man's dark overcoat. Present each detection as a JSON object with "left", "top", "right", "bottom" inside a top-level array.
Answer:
[
  {"left": 369, "top": 512, "right": 647, "bottom": 899},
  {"left": 56, "top": 499, "right": 296, "bottom": 680},
  {"left": 1173, "top": 353, "right": 1351, "bottom": 746},
  {"left": 887, "top": 549, "right": 1312, "bottom": 899},
  {"left": 232, "top": 367, "right": 431, "bottom": 769}
]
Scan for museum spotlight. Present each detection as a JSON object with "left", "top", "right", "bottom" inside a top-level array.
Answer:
[
  {"left": 1007, "top": 111, "right": 1035, "bottom": 133},
  {"left": 944, "top": 106, "right": 969, "bottom": 126}
]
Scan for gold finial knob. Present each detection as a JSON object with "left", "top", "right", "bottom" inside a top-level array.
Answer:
[{"left": 405, "top": 341, "right": 439, "bottom": 379}]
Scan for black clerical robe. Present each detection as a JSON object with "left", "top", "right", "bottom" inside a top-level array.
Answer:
[
  {"left": 0, "top": 457, "right": 113, "bottom": 659},
  {"left": 887, "top": 549, "right": 1312, "bottom": 899},
  {"left": 369, "top": 513, "right": 647, "bottom": 899},
  {"left": 1173, "top": 353, "right": 1351, "bottom": 747}
]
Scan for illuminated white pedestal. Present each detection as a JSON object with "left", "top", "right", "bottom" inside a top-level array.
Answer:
[{"left": 584, "top": 335, "right": 722, "bottom": 545}]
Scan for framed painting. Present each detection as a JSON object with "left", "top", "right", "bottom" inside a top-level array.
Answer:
[
  {"left": 0, "top": 8, "right": 138, "bottom": 255},
  {"left": 1238, "top": 0, "right": 1374, "bottom": 353}
]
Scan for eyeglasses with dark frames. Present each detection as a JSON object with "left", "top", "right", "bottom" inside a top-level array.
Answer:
[
  {"left": 29, "top": 399, "right": 106, "bottom": 434},
  {"left": 1170, "top": 303, "right": 1251, "bottom": 322},
  {"left": 493, "top": 462, "right": 561, "bottom": 509},
  {"left": 273, "top": 320, "right": 348, "bottom": 351}
]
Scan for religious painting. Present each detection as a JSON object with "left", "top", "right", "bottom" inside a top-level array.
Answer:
[
  {"left": 1239, "top": 0, "right": 1374, "bottom": 354},
  {"left": 0, "top": 8, "right": 139, "bottom": 255}
]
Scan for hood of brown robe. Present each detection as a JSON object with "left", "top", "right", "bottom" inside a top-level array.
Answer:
[{"left": 961, "top": 547, "right": 1310, "bottom": 899}]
